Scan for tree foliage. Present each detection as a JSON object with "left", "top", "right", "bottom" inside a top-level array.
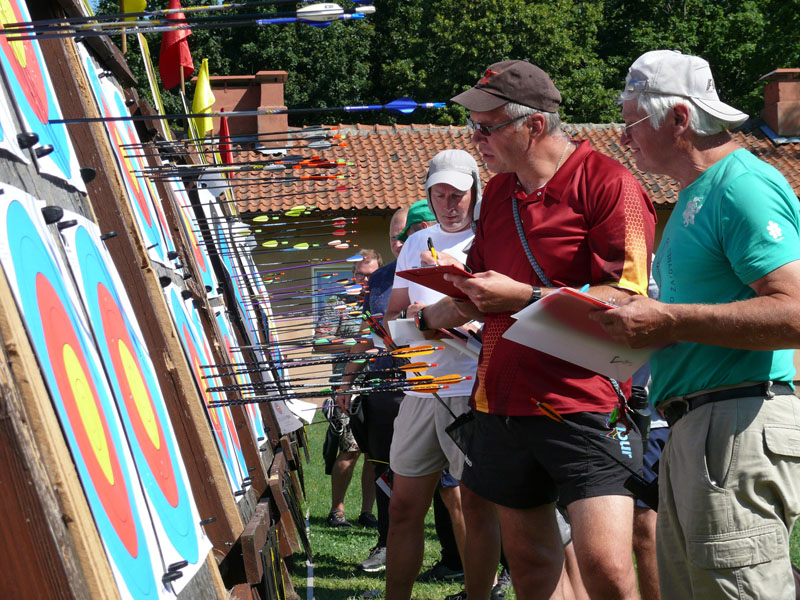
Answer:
[{"left": 98, "top": 0, "right": 800, "bottom": 127}]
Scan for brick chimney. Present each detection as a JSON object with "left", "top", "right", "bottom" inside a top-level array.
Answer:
[
  {"left": 760, "top": 68, "right": 800, "bottom": 137},
  {"left": 196, "top": 70, "right": 288, "bottom": 141}
]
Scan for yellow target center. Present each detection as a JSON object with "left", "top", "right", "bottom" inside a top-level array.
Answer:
[
  {"left": 0, "top": 2, "right": 27, "bottom": 67},
  {"left": 63, "top": 344, "right": 113, "bottom": 484},
  {"left": 118, "top": 340, "right": 160, "bottom": 450}
]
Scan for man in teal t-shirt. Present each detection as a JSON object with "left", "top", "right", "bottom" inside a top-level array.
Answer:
[
  {"left": 650, "top": 148, "right": 800, "bottom": 404},
  {"left": 594, "top": 50, "right": 800, "bottom": 599}
]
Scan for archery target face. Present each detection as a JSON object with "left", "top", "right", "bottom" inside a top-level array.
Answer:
[
  {"left": 60, "top": 215, "right": 211, "bottom": 590},
  {"left": 0, "top": 185, "right": 165, "bottom": 599},
  {"left": 0, "top": 0, "right": 85, "bottom": 191}
]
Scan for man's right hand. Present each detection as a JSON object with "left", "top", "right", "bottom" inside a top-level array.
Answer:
[
  {"left": 420, "top": 250, "right": 464, "bottom": 268},
  {"left": 334, "top": 390, "right": 352, "bottom": 412}
]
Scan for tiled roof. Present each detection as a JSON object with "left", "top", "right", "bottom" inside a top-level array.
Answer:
[{"left": 231, "top": 122, "right": 800, "bottom": 214}]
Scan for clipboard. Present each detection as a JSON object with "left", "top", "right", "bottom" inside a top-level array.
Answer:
[
  {"left": 502, "top": 287, "right": 657, "bottom": 380},
  {"left": 395, "top": 264, "right": 475, "bottom": 300}
]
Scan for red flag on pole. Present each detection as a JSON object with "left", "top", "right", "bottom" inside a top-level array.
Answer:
[
  {"left": 219, "top": 109, "right": 234, "bottom": 176},
  {"left": 159, "top": 0, "right": 194, "bottom": 91}
]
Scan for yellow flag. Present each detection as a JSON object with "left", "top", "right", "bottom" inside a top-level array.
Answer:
[
  {"left": 121, "top": 0, "right": 147, "bottom": 19},
  {"left": 192, "top": 58, "right": 216, "bottom": 138}
]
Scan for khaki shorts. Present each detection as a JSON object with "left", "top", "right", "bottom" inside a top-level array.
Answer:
[
  {"left": 389, "top": 394, "right": 469, "bottom": 480},
  {"left": 657, "top": 391, "right": 800, "bottom": 600}
]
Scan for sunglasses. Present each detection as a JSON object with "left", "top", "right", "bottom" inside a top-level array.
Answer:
[{"left": 466, "top": 114, "right": 529, "bottom": 136}]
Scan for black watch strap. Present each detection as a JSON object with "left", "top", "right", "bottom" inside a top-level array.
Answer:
[
  {"left": 525, "top": 286, "right": 543, "bottom": 306},
  {"left": 415, "top": 307, "right": 429, "bottom": 331}
]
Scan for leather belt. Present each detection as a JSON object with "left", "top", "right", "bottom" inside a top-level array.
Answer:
[{"left": 660, "top": 381, "right": 793, "bottom": 428}]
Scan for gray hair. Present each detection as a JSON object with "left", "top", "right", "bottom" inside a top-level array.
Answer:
[
  {"left": 504, "top": 102, "right": 562, "bottom": 135},
  {"left": 632, "top": 94, "right": 730, "bottom": 136}
]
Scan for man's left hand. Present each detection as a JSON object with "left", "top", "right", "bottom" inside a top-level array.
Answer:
[
  {"left": 447, "top": 270, "right": 532, "bottom": 313},
  {"left": 590, "top": 295, "right": 675, "bottom": 348}
]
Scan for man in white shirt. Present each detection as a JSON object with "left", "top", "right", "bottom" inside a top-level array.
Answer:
[{"left": 383, "top": 149, "right": 482, "bottom": 600}]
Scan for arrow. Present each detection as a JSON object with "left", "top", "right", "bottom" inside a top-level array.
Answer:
[
  {"left": 50, "top": 97, "right": 446, "bottom": 125},
  {"left": 174, "top": 186, "right": 354, "bottom": 210},
  {"left": 123, "top": 138, "right": 347, "bottom": 156},
  {"left": 201, "top": 344, "right": 444, "bottom": 372},
  {"left": 5, "top": 5, "right": 376, "bottom": 41},
  {"left": 148, "top": 173, "right": 349, "bottom": 184},
  {"left": 206, "top": 381, "right": 451, "bottom": 408},
  {"left": 2, "top": 0, "right": 373, "bottom": 29},
  {"left": 205, "top": 362, "right": 436, "bottom": 393},
  {"left": 116, "top": 125, "right": 343, "bottom": 148},
  {"left": 135, "top": 156, "right": 353, "bottom": 172}
]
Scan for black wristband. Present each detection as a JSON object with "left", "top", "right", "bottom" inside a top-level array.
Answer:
[{"left": 525, "top": 286, "right": 543, "bottom": 306}]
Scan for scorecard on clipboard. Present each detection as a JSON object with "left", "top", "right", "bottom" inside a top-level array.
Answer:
[
  {"left": 395, "top": 264, "right": 475, "bottom": 300},
  {"left": 502, "top": 287, "right": 660, "bottom": 380}
]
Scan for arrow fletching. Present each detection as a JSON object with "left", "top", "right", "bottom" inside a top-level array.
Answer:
[{"left": 537, "top": 401, "right": 565, "bottom": 423}]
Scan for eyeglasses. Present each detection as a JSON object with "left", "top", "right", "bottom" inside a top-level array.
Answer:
[
  {"left": 353, "top": 271, "right": 371, "bottom": 281},
  {"left": 624, "top": 78, "right": 649, "bottom": 94},
  {"left": 622, "top": 113, "right": 653, "bottom": 136},
  {"left": 466, "top": 114, "right": 529, "bottom": 137}
]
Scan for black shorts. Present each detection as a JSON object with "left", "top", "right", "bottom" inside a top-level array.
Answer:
[
  {"left": 460, "top": 410, "right": 643, "bottom": 509},
  {"left": 363, "top": 390, "right": 403, "bottom": 464}
]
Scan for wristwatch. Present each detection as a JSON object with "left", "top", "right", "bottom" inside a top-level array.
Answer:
[
  {"left": 525, "top": 286, "right": 543, "bottom": 306},
  {"left": 415, "top": 307, "right": 430, "bottom": 331}
]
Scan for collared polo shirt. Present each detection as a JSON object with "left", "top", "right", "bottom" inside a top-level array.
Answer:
[{"left": 466, "top": 140, "right": 656, "bottom": 416}]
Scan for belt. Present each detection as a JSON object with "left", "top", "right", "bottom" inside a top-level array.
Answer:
[{"left": 660, "top": 381, "right": 793, "bottom": 428}]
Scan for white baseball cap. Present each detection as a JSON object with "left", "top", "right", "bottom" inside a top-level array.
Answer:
[
  {"left": 425, "top": 149, "right": 477, "bottom": 192},
  {"left": 424, "top": 149, "right": 483, "bottom": 221},
  {"left": 622, "top": 50, "right": 748, "bottom": 125}
]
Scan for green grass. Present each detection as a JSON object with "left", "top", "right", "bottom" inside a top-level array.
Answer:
[
  {"left": 289, "top": 415, "right": 470, "bottom": 600},
  {"left": 291, "top": 414, "right": 800, "bottom": 599}
]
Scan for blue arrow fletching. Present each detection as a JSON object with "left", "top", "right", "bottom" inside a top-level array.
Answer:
[{"left": 386, "top": 97, "right": 418, "bottom": 114}]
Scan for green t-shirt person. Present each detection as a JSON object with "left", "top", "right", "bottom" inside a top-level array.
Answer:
[{"left": 650, "top": 149, "right": 800, "bottom": 405}]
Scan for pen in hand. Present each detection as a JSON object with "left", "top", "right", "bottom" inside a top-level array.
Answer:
[{"left": 427, "top": 237, "right": 438, "bottom": 263}]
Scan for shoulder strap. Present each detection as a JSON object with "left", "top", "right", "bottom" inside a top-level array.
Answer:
[
  {"left": 511, "top": 196, "right": 553, "bottom": 287},
  {"left": 511, "top": 196, "right": 628, "bottom": 406}
]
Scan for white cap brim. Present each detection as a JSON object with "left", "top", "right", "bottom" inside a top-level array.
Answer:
[
  {"left": 692, "top": 97, "right": 748, "bottom": 126},
  {"left": 425, "top": 171, "right": 473, "bottom": 191}
]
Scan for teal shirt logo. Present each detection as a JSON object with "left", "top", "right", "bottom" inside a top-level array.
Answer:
[
  {"left": 767, "top": 220, "right": 784, "bottom": 242},
  {"left": 682, "top": 196, "right": 705, "bottom": 226}
]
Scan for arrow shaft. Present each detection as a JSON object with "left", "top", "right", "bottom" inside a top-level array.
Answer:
[
  {"left": 11, "top": 12, "right": 367, "bottom": 42},
  {"left": 50, "top": 97, "right": 443, "bottom": 125},
  {"left": 3, "top": 0, "right": 364, "bottom": 28}
]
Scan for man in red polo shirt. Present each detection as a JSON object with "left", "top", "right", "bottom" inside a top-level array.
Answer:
[{"left": 420, "top": 60, "right": 657, "bottom": 599}]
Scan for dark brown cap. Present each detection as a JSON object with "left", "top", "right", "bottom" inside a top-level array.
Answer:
[{"left": 451, "top": 60, "right": 561, "bottom": 112}]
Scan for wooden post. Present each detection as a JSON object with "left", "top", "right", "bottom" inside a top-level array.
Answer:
[{"left": 40, "top": 28, "right": 245, "bottom": 552}]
